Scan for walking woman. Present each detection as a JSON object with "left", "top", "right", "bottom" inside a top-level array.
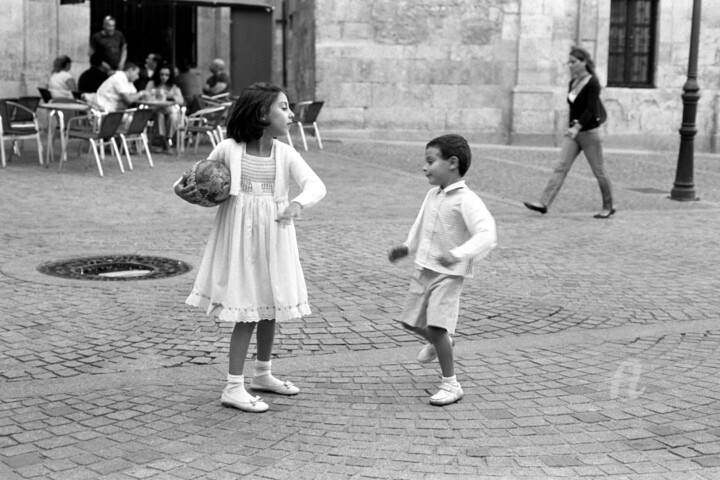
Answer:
[{"left": 524, "top": 47, "right": 615, "bottom": 218}]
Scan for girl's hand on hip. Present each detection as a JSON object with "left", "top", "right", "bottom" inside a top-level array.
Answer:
[{"left": 276, "top": 202, "right": 303, "bottom": 225}]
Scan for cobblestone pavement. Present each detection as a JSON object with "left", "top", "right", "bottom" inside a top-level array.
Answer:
[{"left": 1, "top": 135, "right": 720, "bottom": 479}]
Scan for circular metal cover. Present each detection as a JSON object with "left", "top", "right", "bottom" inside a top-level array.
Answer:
[{"left": 37, "top": 255, "right": 192, "bottom": 281}]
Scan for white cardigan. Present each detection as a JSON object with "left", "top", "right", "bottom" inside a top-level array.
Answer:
[{"left": 207, "top": 139, "right": 326, "bottom": 208}]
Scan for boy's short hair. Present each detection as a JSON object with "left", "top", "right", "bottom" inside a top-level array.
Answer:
[{"left": 426, "top": 134, "right": 471, "bottom": 176}]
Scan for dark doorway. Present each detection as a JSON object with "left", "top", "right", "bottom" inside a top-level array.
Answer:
[
  {"left": 90, "top": 0, "right": 197, "bottom": 69},
  {"left": 230, "top": 6, "right": 273, "bottom": 93}
]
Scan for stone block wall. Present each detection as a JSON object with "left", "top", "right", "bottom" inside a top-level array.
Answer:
[
  {"left": 0, "top": 0, "right": 89, "bottom": 97},
  {"left": 600, "top": 0, "right": 720, "bottom": 151},
  {"left": 314, "top": 0, "right": 520, "bottom": 143},
  {"left": 311, "top": 0, "right": 720, "bottom": 151}
]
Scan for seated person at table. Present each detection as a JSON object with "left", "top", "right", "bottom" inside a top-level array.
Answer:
[
  {"left": 202, "top": 58, "right": 231, "bottom": 96},
  {"left": 78, "top": 53, "right": 109, "bottom": 93},
  {"left": 135, "top": 53, "right": 162, "bottom": 91},
  {"left": 48, "top": 55, "right": 77, "bottom": 100},
  {"left": 175, "top": 59, "right": 203, "bottom": 113},
  {"left": 96, "top": 62, "right": 149, "bottom": 112},
  {"left": 145, "top": 63, "right": 184, "bottom": 152}
]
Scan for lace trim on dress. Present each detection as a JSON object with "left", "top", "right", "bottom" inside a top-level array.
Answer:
[{"left": 186, "top": 290, "right": 310, "bottom": 323}]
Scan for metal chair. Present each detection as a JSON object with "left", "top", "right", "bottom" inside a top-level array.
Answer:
[
  {"left": 37, "top": 87, "right": 53, "bottom": 103},
  {"left": 65, "top": 111, "right": 125, "bottom": 177},
  {"left": 11, "top": 97, "right": 41, "bottom": 128},
  {"left": 177, "top": 105, "right": 227, "bottom": 155},
  {"left": 118, "top": 108, "right": 154, "bottom": 169},
  {"left": 0, "top": 99, "right": 44, "bottom": 168},
  {"left": 288, "top": 100, "right": 324, "bottom": 151}
]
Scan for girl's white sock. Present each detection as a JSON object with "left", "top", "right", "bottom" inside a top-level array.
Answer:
[
  {"left": 253, "top": 360, "right": 287, "bottom": 388},
  {"left": 226, "top": 374, "right": 245, "bottom": 394},
  {"left": 441, "top": 375, "right": 459, "bottom": 387},
  {"left": 254, "top": 360, "right": 272, "bottom": 377}
]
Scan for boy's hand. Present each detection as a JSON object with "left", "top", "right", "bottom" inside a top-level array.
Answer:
[
  {"left": 388, "top": 245, "right": 409, "bottom": 263},
  {"left": 437, "top": 251, "right": 459, "bottom": 267}
]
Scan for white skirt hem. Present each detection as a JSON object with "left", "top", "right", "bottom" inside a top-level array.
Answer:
[{"left": 186, "top": 290, "right": 310, "bottom": 323}]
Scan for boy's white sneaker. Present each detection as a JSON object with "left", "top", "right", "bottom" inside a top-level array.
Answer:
[
  {"left": 417, "top": 337, "right": 454, "bottom": 363},
  {"left": 417, "top": 343, "right": 437, "bottom": 363},
  {"left": 430, "top": 383, "right": 464, "bottom": 406}
]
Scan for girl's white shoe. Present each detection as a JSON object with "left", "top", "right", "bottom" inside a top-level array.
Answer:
[
  {"left": 221, "top": 386, "right": 269, "bottom": 413},
  {"left": 251, "top": 374, "right": 300, "bottom": 395}
]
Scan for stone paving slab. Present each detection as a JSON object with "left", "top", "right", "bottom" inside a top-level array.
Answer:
[
  {"left": 1, "top": 137, "right": 720, "bottom": 478},
  {"left": 3, "top": 325, "right": 720, "bottom": 479}
]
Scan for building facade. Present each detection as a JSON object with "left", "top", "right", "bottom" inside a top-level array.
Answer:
[
  {"left": 305, "top": 0, "right": 720, "bottom": 152},
  {"left": 3, "top": 0, "right": 719, "bottom": 152}
]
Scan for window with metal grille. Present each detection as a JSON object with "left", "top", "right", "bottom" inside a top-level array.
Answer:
[{"left": 608, "top": 0, "right": 658, "bottom": 87}]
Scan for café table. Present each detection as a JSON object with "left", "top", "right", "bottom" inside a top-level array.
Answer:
[
  {"left": 37, "top": 101, "right": 92, "bottom": 167},
  {"left": 137, "top": 99, "right": 175, "bottom": 109}
]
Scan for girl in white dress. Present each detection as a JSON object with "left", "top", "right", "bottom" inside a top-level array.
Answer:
[{"left": 174, "top": 83, "right": 326, "bottom": 412}]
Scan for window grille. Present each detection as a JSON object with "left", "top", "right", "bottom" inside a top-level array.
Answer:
[{"left": 608, "top": 0, "right": 658, "bottom": 87}]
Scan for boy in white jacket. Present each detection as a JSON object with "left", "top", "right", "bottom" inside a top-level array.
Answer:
[{"left": 389, "top": 134, "right": 497, "bottom": 406}]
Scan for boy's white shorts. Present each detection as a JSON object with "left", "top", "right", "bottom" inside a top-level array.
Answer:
[{"left": 400, "top": 267, "right": 464, "bottom": 335}]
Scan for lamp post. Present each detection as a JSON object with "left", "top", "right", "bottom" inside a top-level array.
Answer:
[{"left": 670, "top": 0, "right": 702, "bottom": 201}]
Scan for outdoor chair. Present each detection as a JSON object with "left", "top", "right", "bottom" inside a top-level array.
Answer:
[
  {"left": 287, "top": 100, "right": 324, "bottom": 151},
  {"left": 0, "top": 99, "right": 44, "bottom": 168},
  {"left": 37, "top": 87, "right": 53, "bottom": 103},
  {"left": 200, "top": 92, "right": 231, "bottom": 106},
  {"left": 118, "top": 108, "right": 154, "bottom": 170},
  {"left": 65, "top": 110, "right": 126, "bottom": 177},
  {"left": 11, "top": 97, "right": 41, "bottom": 128},
  {"left": 177, "top": 104, "right": 227, "bottom": 155}
]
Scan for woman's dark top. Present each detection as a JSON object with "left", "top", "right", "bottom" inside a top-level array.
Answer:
[{"left": 567, "top": 75, "right": 607, "bottom": 131}]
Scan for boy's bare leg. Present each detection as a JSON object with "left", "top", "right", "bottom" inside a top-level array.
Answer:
[
  {"left": 427, "top": 326, "right": 454, "bottom": 377},
  {"left": 401, "top": 322, "right": 430, "bottom": 342}
]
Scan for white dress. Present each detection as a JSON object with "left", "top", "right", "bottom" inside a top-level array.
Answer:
[{"left": 186, "top": 141, "right": 315, "bottom": 323}]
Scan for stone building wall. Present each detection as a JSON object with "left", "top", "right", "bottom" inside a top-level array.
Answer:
[
  {"left": 314, "top": 0, "right": 519, "bottom": 144},
  {"left": 0, "top": 0, "right": 89, "bottom": 98},
  {"left": 312, "top": 0, "right": 720, "bottom": 152}
]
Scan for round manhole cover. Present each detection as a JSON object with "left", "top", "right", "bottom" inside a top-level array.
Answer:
[{"left": 37, "top": 255, "right": 192, "bottom": 281}]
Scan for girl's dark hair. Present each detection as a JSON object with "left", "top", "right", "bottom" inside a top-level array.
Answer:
[
  {"left": 52, "top": 55, "right": 72, "bottom": 73},
  {"left": 570, "top": 47, "right": 596, "bottom": 76},
  {"left": 225, "top": 82, "right": 285, "bottom": 143},
  {"left": 426, "top": 134, "right": 472, "bottom": 177},
  {"left": 151, "top": 63, "right": 176, "bottom": 87}
]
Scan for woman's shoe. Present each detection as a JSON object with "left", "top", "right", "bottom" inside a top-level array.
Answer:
[
  {"left": 523, "top": 201, "right": 548, "bottom": 214},
  {"left": 593, "top": 208, "right": 616, "bottom": 219}
]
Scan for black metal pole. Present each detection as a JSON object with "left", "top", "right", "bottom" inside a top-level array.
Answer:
[{"left": 670, "top": 0, "right": 702, "bottom": 201}]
